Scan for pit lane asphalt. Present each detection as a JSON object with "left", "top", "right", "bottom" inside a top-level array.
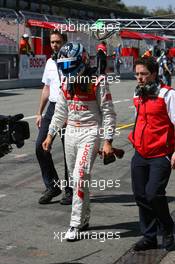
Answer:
[{"left": 0, "top": 79, "right": 175, "bottom": 264}]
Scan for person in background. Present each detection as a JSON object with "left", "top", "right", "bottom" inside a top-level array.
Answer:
[
  {"left": 157, "top": 49, "right": 166, "bottom": 81},
  {"left": 113, "top": 44, "right": 122, "bottom": 75},
  {"left": 162, "top": 49, "right": 173, "bottom": 86},
  {"left": 96, "top": 41, "right": 107, "bottom": 74},
  {"left": 129, "top": 57, "right": 175, "bottom": 251},
  {"left": 19, "top": 33, "right": 35, "bottom": 56},
  {"left": 157, "top": 49, "right": 173, "bottom": 86},
  {"left": 153, "top": 40, "right": 161, "bottom": 58},
  {"left": 35, "top": 29, "right": 72, "bottom": 205}
]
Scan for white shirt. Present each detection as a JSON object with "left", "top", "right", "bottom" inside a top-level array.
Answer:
[
  {"left": 164, "top": 89, "right": 175, "bottom": 126},
  {"left": 42, "top": 58, "right": 61, "bottom": 102}
]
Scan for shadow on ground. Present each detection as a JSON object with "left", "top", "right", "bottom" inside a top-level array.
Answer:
[{"left": 0, "top": 92, "right": 22, "bottom": 97}]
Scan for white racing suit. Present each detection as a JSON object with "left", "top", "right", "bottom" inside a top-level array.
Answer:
[{"left": 48, "top": 76, "right": 116, "bottom": 228}]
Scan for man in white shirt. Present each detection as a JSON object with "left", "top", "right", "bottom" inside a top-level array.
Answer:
[{"left": 36, "top": 30, "right": 72, "bottom": 205}]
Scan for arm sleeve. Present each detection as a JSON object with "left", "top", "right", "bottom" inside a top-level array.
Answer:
[
  {"left": 164, "top": 89, "right": 175, "bottom": 126},
  {"left": 42, "top": 60, "right": 51, "bottom": 86},
  {"left": 48, "top": 89, "right": 68, "bottom": 137},
  {"left": 96, "top": 79, "right": 117, "bottom": 140}
]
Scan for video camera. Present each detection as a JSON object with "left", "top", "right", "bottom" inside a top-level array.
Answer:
[{"left": 0, "top": 114, "right": 30, "bottom": 158}]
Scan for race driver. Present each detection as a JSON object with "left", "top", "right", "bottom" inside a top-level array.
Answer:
[{"left": 42, "top": 42, "right": 117, "bottom": 241}]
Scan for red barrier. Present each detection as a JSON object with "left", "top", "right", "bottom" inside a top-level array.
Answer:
[{"left": 31, "top": 37, "right": 42, "bottom": 55}]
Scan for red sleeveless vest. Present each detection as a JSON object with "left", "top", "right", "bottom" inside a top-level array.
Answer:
[{"left": 128, "top": 86, "right": 175, "bottom": 158}]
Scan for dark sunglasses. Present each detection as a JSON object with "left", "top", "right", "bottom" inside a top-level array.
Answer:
[{"left": 51, "top": 40, "right": 62, "bottom": 44}]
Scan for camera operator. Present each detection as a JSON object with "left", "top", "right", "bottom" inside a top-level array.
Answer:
[{"left": 0, "top": 114, "right": 29, "bottom": 158}]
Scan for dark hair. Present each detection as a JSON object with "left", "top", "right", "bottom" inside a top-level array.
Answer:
[
  {"left": 134, "top": 57, "right": 159, "bottom": 75},
  {"left": 101, "top": 41, "right": 106, "bottom": 45},
  {"left": 49, "top": 29, "right": 67, "bottom": 43}
]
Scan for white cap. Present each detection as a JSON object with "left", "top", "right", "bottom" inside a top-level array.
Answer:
[{"left": 23, "top": 33, "right": 29, "bottom": 38}]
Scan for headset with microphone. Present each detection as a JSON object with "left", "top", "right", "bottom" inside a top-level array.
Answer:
[{"left": 135, "top": 81, "right": 160, "bottom": 98}]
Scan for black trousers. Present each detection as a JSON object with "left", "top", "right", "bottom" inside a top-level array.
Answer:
[
  {"left": 131, "top": 151, "right": 174, "bottom": 241},
  {"left": 36, "top": 102, "right": 71, "bottom": 192},
  {"left": 97, "top": 57, "right": 107, "bottom": 74}
]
